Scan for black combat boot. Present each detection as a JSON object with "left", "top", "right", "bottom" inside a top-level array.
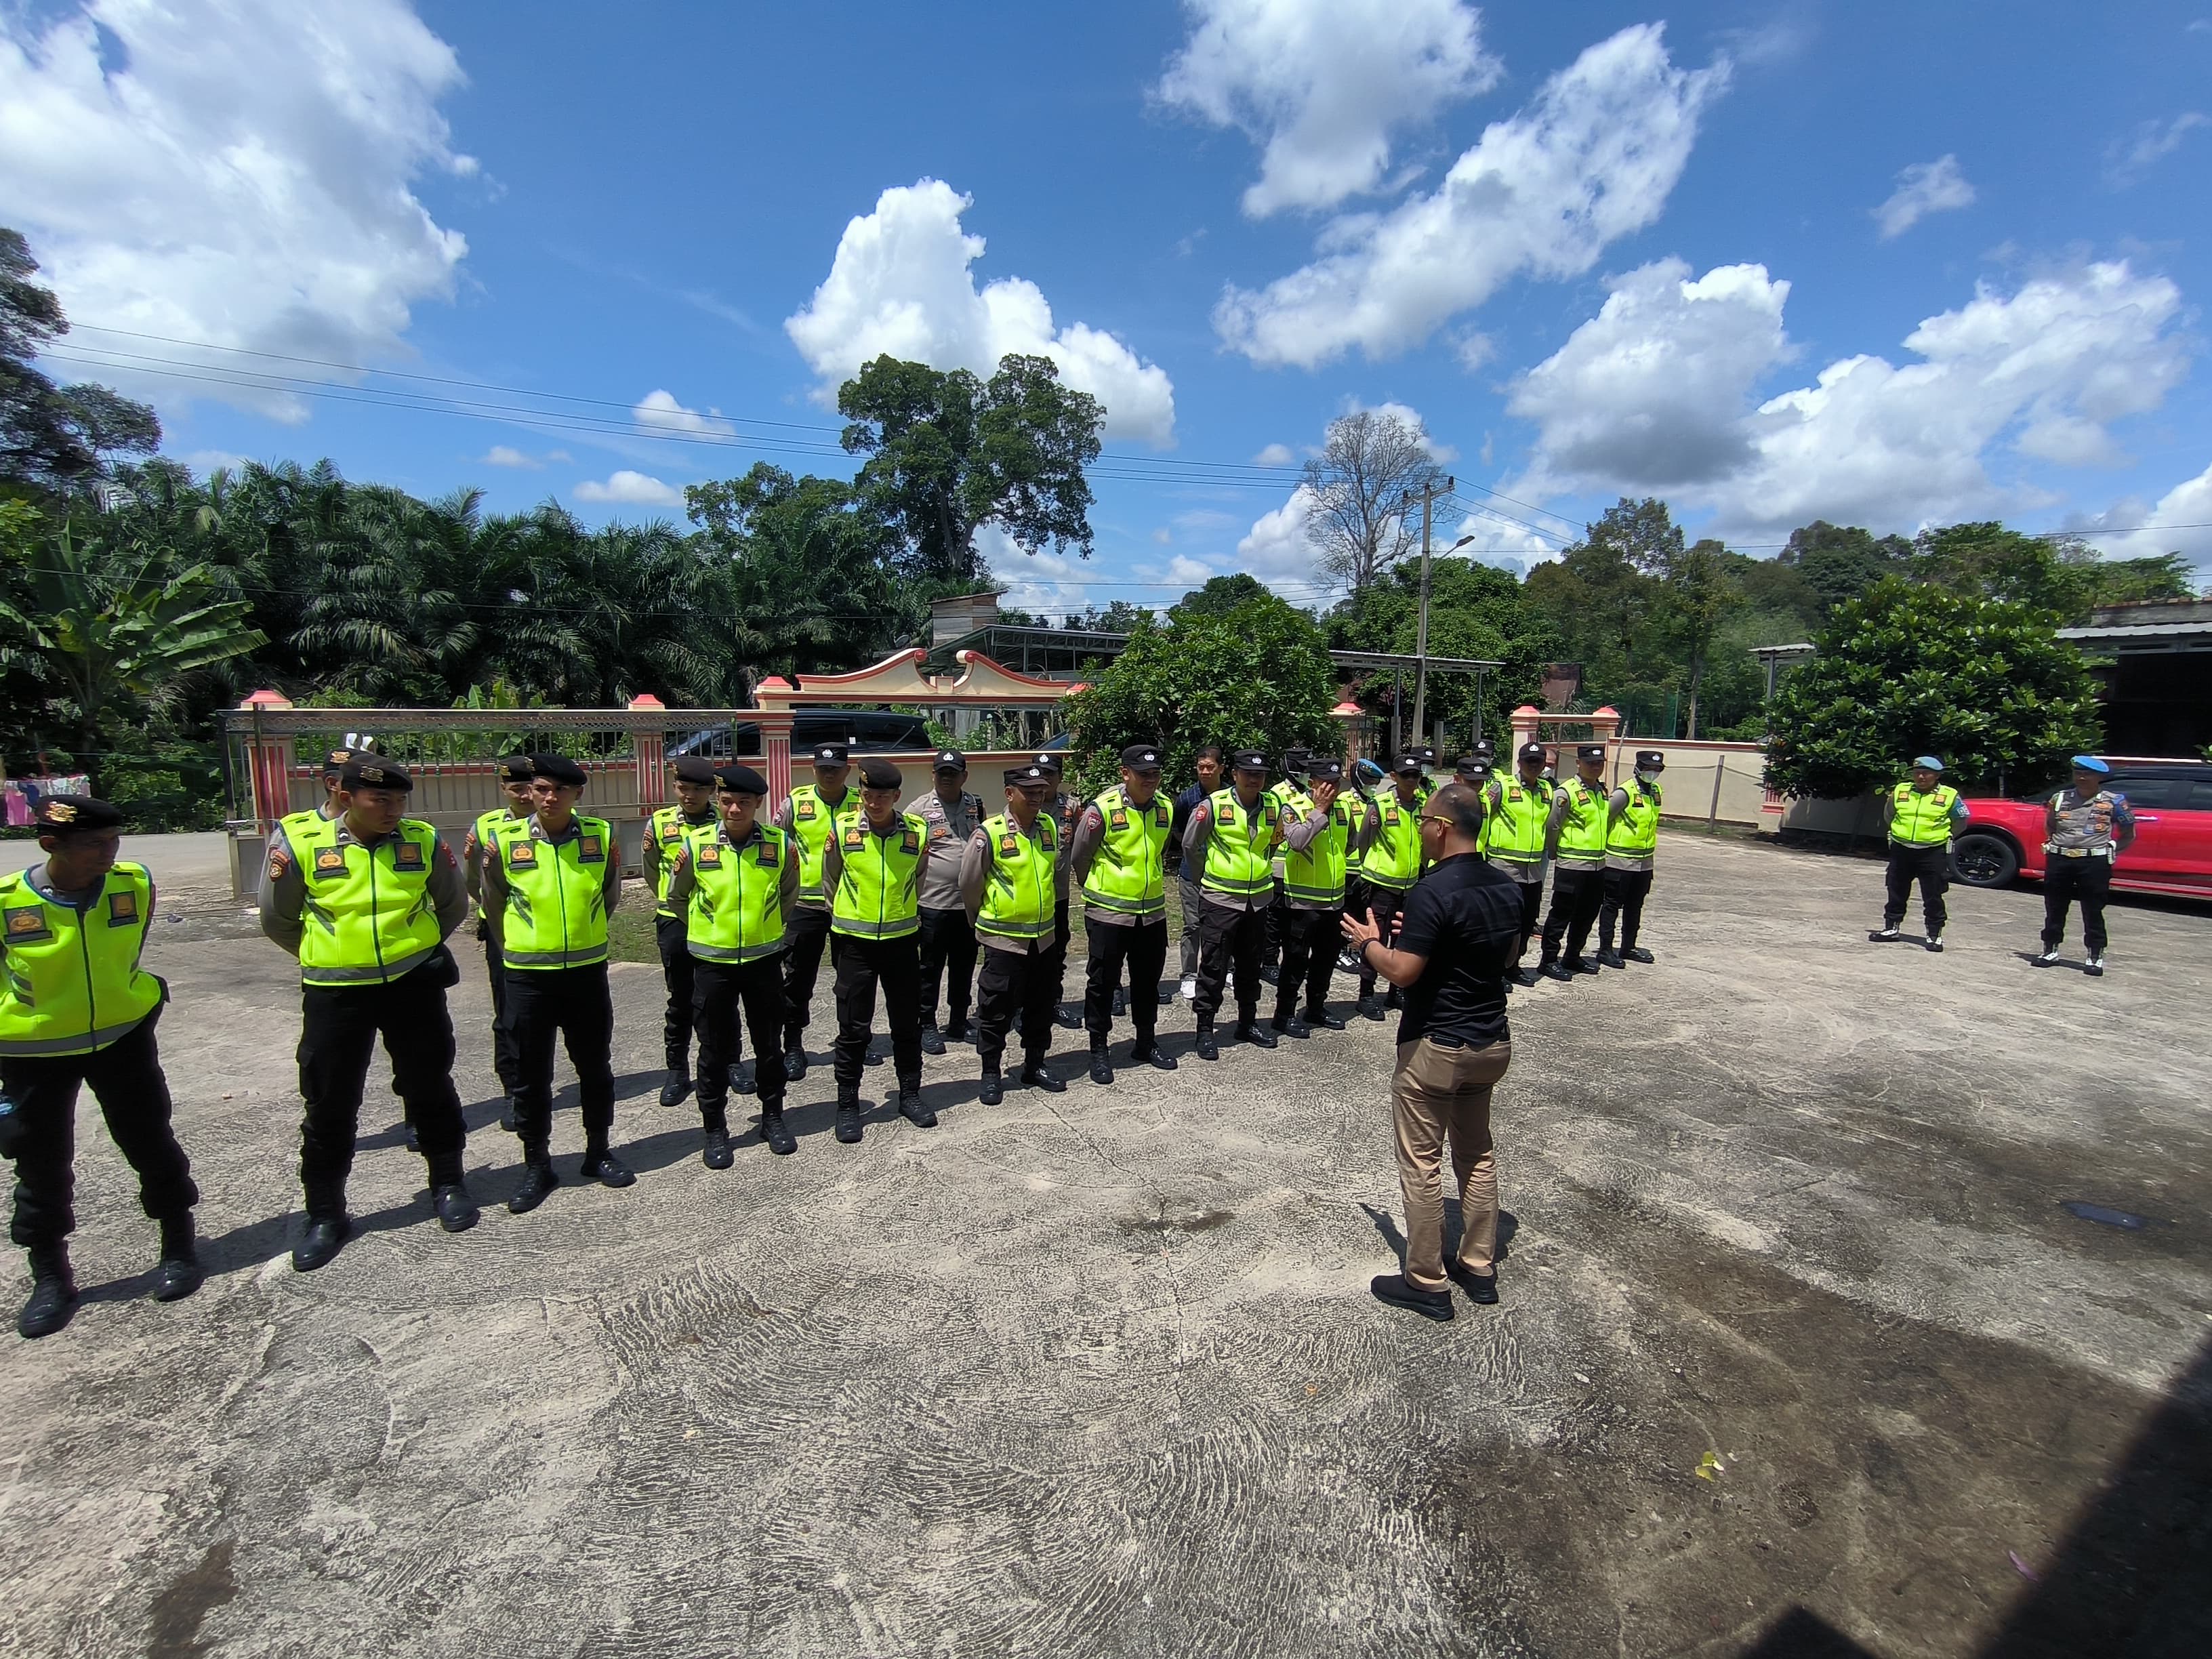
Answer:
[
  {"left": 701, "top": 1113, "right": 733, "bottom": 1170},
  {"left": 1273, "top": 1011, "right": 1311, "bottom": 1040},
  {"left": 782, "top": 1043, "right": 809, "bottom": 1084},
  {"left": 945, "top": 1015, "right": 972, "bottom": 1044},
  {"left": 1595, "top": 947, "right": 1625, "bottom": 969},
  {"left": 17, "top": 1244, "right": 77, "bottom": 1338},
  {"left": 1195, "top": 1021, "right": 1220, "bottom": 1061},
  {"left": 1305, "top": 1006, "right": 1345, "bottom": 1031},
  {"left": 731, "top": 1059, "right": 756, "bottom": 1096},
  {"left": 897, "top": 1075, "right": 937, "bottom": 1128},
  {"left": 1357, "top": 994, "right": 1384, "bottom": 1021},
  {"left": 1089, "top": 1042, "right": 1114, "bottom": 1086},
  {"left": 1538, "top": 957, "right": 1574, "bottom": 983},
  {"left": 292, "top": 1214, "right": 351, "bottom": 1273},
  {"left": 920, "top": 1023, "right": 946, "bottom": 1056},
  {"left": 1235, "top": 1019, "right": 1278, "bottom": 1050},
  {"left": 1021, "top": 1058, "right": 1065, "bottom": 1093},
  {"left": 658, "top": 1069, "right": 691, "bottom": 1109},
  {"left": 1129, "top": 1033, "right": 1178, "bottom": 1071},
  {"left": 835, "top": 1088, "right": 863, "bottom": 1144},
  {"left": 509, "top": 1146, "right": 558, "bottom": 1214},
  {"left": 979, "top": 1070, "right": 1004, "bottom": 1105},
  {"left": 579, "top": 1144, "right": 636, "bottom": 1187},
  {"left": 499, "top": 1093, "right": 520, "bottom": 1134},
  {"left": 760, "top": 1100, "right": 796, "bottom": 1155},
  {"left": 152, "top": 1214, "right": 204, "bottom": 1301},
  {"left": 1624, "top": 946, "right": 1654, "bottom": 964}
]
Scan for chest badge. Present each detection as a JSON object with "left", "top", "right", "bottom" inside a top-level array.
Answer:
[
  {"left": 392, "top": 841, "right": 425, "bottom": 872},
  {"left": 313, "top": 847, "right": 348, "bottom": 878},
  {"left": 508, "top": 842, "right": 538, "bottom": 868},
  {"left": 699, "top": 844, "right": 722, "bottom": 868},
  {"left": 108, "top": 890, "right": 139, "bottom": 924},
  {"left": 5, "top": 907, "right": 49, "bottom": 939},
  {"left": 579, "top": 834, "right": 604, "bottom": 863}
]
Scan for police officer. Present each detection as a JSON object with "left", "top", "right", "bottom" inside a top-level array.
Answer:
[
  {"left": 774, "top": 743, "right": 854, "bottom": 1082},
  {"left": 1355, "top": 754, "right": 1428, "bottom": 1019},
  {"left": 1483, "top": 743, "right": 1553, "bottom": 985},
  {"left": 479, "top": 752, "right": 629, "bottom": 1206},
  {"left": 665, "top": 764, "right": 799, "bottom": 1162},
  {"left": 1261, "top": 747, "right": 1311, "bottom": 982},
  {"left": 642, "top": 756, "right": 720, "bottom": 1107},
  {"left": 1872, "top": 756, "right": 1965, "bottom": 952},
  {"left": 1170, "top": 745, "right": 1225, "bottom": 1002},
  {"left": 281, "top": 745, "right": 355, "bottom": 834},
  {"left": 1069, "top": 743, "right": 1178, "bottom": 1083},
  {"left": 1597, "top": 751, "right": 1664, "bottom": 969},
  {"left": 2, "top": 797, "right": 201, "bottom": 1337},
  {"left": 961, "top": 764, "right": 1067, "bottom": 1102},
  {"left": 259, "top": 757, "right": 477, "bottom": 1269},
  {"left": 1537, "top": 745, "right": 1610, "bottom": 981},
  {"left": 915, "top": 749, "right": 984, "bottom": 1054},
  {"left": 1183, "top": 748, "right": 1286, "bottom": 1059},
  {"left": 463, "top": 754, "right": 537, "bottom": 1129},
  {"left": 2036, "top": 756, "right": 2135, "bottom": 977},
  {"left": 819, "top": 758, "right": 933, "bottom": 1143},
  {"left": 1033, "top": 752, "right": 1083, "bottom": 1029},
  {"left": 1273, "top": 757, "right": 1361, "bottom": 1037}
]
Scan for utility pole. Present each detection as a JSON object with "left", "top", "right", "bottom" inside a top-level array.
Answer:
[{"left": 1408, "top": 474, "right": 1454, "bottom": 752}]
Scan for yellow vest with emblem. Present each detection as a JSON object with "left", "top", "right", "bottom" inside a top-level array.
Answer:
[
  {"left": 830, "top": 811, "right": 925, "bottom": 939},
  {"left": 649, "top": 802, "right": 713, "bottom": 918},
  {"left": 1485, "top": 777, "right": 1552, "bottom": 866},
  {"left": 1607, "top": 781, "right": 1663, "bottom": 856},
  {"left": 1200, "top": 787, "right": 1280, "bottom": 898},
  {"left": 0, "top": 863, "right": 163, "bottom": 1057},
  {"left": 786, "top": 783, "right": 853, "bottom": 904},
  {"left": 1360, "top": 783, "right": 1425, "bottom": 891},
  {"left": 493, "top": 815, "right": 612, "bottom": 970},
  {"left": 1284, "top": 794, "right": 1357, "bottom": 906},
  {"left": 978, "top": 813, "right": 1057, "bottom": 941},
  {"left": 284, "top": 816, "right": 445, "bottom": 986},
  {"left": 1080, "top": 785, "right": 1172, "bottom": 919},
  {"left": 1553, "top": 779, "right": 1610, "bottom": 863},
  {"left": 1888, "top": 782, "right": 1960, "bottom": 846},
  {"left": 682, "top": 823, "right": 788, "bottom": 962}
]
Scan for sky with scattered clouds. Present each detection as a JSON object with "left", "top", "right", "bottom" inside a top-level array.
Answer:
[{"left": 3, "top": 0, "right": 2209, "bottom": 619}]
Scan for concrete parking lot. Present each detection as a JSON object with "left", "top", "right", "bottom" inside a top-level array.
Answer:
[{"left": 2, "top": 832, "right": 2206, "bottom": 1658}]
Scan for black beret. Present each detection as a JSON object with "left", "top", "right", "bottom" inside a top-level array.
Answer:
[
  {"left": 495, "top": 754, "right": 535, "bottom": 784},
  {"left": 714, "top": 763, "right": 767, "bottom": 796},
  {"left": 1576, "top": 744, "right": 1606, "bottom": 762},
  {"left": 1120, "top": 743, "right": 1163, "bottom": 771},
  {"left": 1032, "top": 751, "right": 1065, "bottom": 775},
  {"left": 1230, "top": 749, "right": 1269, "bottom": 772},
  {"left": 1004, "top": 764, "right": 1048, "bottom": 787},
  {"left": 670, "top": 756, "right": 718, "bottom": 785},
  {"left": 1309, "top": 758, "right": 1345, "bottom": 783},
  {"left": 1518, "top": 741, "right": 1547, "bottom": 762},
  {"left": 933, "top": 748, "right": 966, "bottom": 773},
  {"left": 533, "top": 752, "right": 587, "bottom": 787},
  {"left": 1392, "top": 753, "right": 1425, "bottom": 775},
  {"left": 319, "top": 746, "right": 354, "bottom": 777},
  {"left": 811, "top": 743, "right": 849, "bottom": 766},
  {"left": 34, "top": 794, "right": 123, "bottom": 832},
  {"left": 858, "top": 758, "right": 903, "bottom": 790},
  {"left": 1635, "top": 750, "right": 1666, "bottom": 769},
  {"left": 342, "top": 756, "right": 412, "bottom": 792}
]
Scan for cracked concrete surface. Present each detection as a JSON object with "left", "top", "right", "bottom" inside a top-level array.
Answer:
[{"left": 2, "top": 834, "right": 2207, "bottom": 1657}]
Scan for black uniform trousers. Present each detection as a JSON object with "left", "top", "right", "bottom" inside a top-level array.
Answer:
[
  {"left": 1047, "top": 899, "right": 1072, "bottom": 1008},
  {"left": 1274, "top": 907, "right": 1341, "bottom": 1021},
  {"left": 504, "top": 962, "right": 616, "bottom": 1153},
  {"left": 2042, "top": 857, "right": 2113, "bottom": 955},
  {"left": 1540, "top": 866, "right": 1605, "bottom": 965},
  {"left": 479, "top": 924, "right": 521, "bottom": 1094},
  {"left": 1356, "top": 886, "right": 1408, "bottom": 996},
  {"left": 976, "top": 945, "right": 1056, "bottom": 1071},
  {"left": 782, "top": 905, "right": 836, "bottom": 1049},
  {"left": 693, "top": 957, "right": 788, "bottom": 1122},
  {"left": 1498, "top": 874, "right": 1544, "bottom": 964},
  {"left": 299, "top": 965, "right": 466, "bottom": 1215},
  {"left": 5, "top": 1004, "right": 197, "bottom": 1250},
  {"left": 1882, "top": 844, "right": 1950, "bottom": 935},
  {"left": 918, "top": 905, "right": 978, "bottom": 1031},
  {"left": 1599, "top": 867, "right": 1654, "bottom": 951},
  {"left": 1193, "top": 900, "right": 1267, "bottom": 1024},
  {"left": 1261, "top": 879, "right": 1285, "bottom": 967},
  {"left": 1083, "top": 917, "right": 1168, "bottom": 1042},
  {"left": 654, "top": 914, "right": 696, "bottom": 1073},
  {"left": 833, "top": 933, "right": 923, "bottom": 1088}
]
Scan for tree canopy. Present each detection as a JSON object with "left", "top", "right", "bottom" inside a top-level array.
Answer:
[
  {"left": 1, "top": 227, "right": 161, "bottom": 489},
  {"left": 1300, "top": 408, "right": 1443, "bottom": 591}
]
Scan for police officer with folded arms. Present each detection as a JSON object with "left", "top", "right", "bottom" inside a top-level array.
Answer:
[
  {"left": 478, "top": 753, "right": 629, "bottom": 1206},
  {"left": 773, "top": 743, "right": 855, "bottom": 1082},
  {"left": 1355, "top": 754, "right": 1428, "bottom": 1020},
  {"left": 665, "top": 764, "right": 800, "bottom": 1162},
  {"left": 259, "top": 756, "right": 478, "bottom": 1269},
  {"left": 3, "top": 796, "right": 202, "bottom": 1338},
  {"left": 463, "top": 754, "right": 538, "bottom": 1130},
  {"left": 1482, "top": 743, "right": 1553, "bottom": 985},
  {"left": 1872, "top": 756, "right": 1965, "bottom": 953},
  {"left": 1596, "top": 750, "right": 1664, "bottom": 969},
  {"left": 961, "top": 763, "right": 1067, "bottom": 1101},
  {"left": 819, "top": 758, "right": 935, "bottom": 1142},
  {"left": 1068, "top": 744, "right": 1179, "bottom": 1083},
  {"left": 642, "top": 756, "right": 720, "bottom": 1107},
  {"left": 1271, "top": 757, "right": 1362, "bottom": 1038},
  {"left": 914, "top": 749, "right": 984, "bottom": 1054},
  {"left": 1183, "top": 748, "right": 1286, "bottom": 1060},
  {"left": 2036, "top": 755, "right": 2133, "bottom": 977},
  {"left": 1536, "top": 744, "right": 1610, "bottom": 980}
]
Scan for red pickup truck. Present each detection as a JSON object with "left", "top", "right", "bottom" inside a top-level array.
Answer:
[{"left": 1952, "top": 760, "right": 2212, "bottom": 899}]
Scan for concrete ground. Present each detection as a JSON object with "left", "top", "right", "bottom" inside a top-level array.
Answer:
[{"left": 2, "top": 834, "right": 2207, "bottom": 1658}]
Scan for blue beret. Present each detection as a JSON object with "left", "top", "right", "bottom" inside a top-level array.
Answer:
[
  {"left": 2070, "top": 755, "right": 2110, "bottom": 774},
  {"left": 1912, "top": 755, "right": 1945, "bottom": 771}
]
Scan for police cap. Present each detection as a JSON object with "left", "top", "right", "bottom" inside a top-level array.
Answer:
[
  {"left": 1392, "top": 753, "right": 1425, "bottom": 776},
  {"left": 670, "top": 756, "right": 718, "bottom": 785},
  {"left": 1517, "top": 741, "right": 1547, "bottom": 764},
  {"left": 1230, "top": 749, "right": 1269, "bottom": 773},
  {"left": 933, "top": 748, "right": 966, "bottom": 774},
  {"left": 495, "top": 754, "right": 535, "bottom": 784},
  {"left": 342, "top": 756, "right": 413, "bottom": 792},
  {"left": 1032, "top": 751, "right": 1065, "bottom": 776},
  {"left": 319, "top": 746, "right": 355, "bottom": 778},
  {"left": 1454, "top": 755, "right": 1490, "bottom": 780},
  {"left": 533, "top": 752, "right": 588, "bottom": 788},
  {"left": 34, "top": 794, "right": 123, "bottom": 833},
  {"left": 1416, "top": 745, "right": 1438, "bottom": 764},
  {"left": 1120, "top": 743, "right": 1163, "bottom": 771},
  {"left": 1576, "top": 744, "right": 1606, "bottom": 763},
  {"left": 1471, "top": 737, "right": 1496, "bottom": 758},
  {"left": 1634, "top": 750, "right": 1666, "bottom": 771},
  {"left": 811, "top": 743, "right": 850, "bottom": 767},
  {"left": 1004, "top": 764, "right": 1049, "bottom": 788},
  {"left": 714, "top": 763, "right": 768, "bottom": 796},
  {"left": 1308, "top": 758, "right": 1345, "bottom": 783},
  {"left": 858, "top": 758, "right": 903, "bottom": 790}
]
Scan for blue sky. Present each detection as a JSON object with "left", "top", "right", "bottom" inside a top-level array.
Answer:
[{"left": 4, "top": 0, "right": 2210, "bottom": 616}]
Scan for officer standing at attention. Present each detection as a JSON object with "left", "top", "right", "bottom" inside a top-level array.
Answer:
[
  {"left": 1261, "top": 747, "right": 1311, "bottom": 983},
  {"left": 1032, "top": 752, "right": 1083, "bottom": 1029},
  {"left": 259, "top": 757, "right": 478, "bottom": 1269},
  {"left": 961, "top": 763, "right": 1067, "bottom": 1101},
  {"left": 1354, "top": 754, "right": 1429, "bottom": 1020},
  {"left": 1536, "top": 744, "right": 1610, "bottom": 981},
  {"left": 914, "top": 749, "right": 985, "bottom": 1054},
  {"left": 1069, "top": 744, "right": 1179, "bottom": 1083},
  {"left": 1596, "top": 751, "right": 1665, "bottom": 969},
  {"left": 774, "top": 743, "right": 854, "bottom": 1082},
  {"left": 819, "top": 758, "right": 934, "bottom": 1142},
  {"left": 1872, "top": 756, "right": 1966, "bottom": 952},
  {"left": 664, "top": 764, "right": 799, "bottom": 1163},
  {"left": 479, "top": 753, "right": 628, "bottom": 1207},
  {"left": 2035, "top": 756, "right": 2134, "bottom": 977},
  {"left": 1183, "top": 749, "right": 1286, "bottom": 1060},
  {"left": 1170, "top": 745, "right": 1225, "bottom": 1002},
  {"left": 463, "top": 754, "right": 537, "bottom": 1131},
  {"left": 2, "top": 797, "right": 201, "bottom": 1338},
  {"left": 1273, "top": 757, "right": 1362, "bottom": 1038},
  {"left": 642, "top": 756, "right": 720, "bottom": 1107},
  {"left": 1481, "top": 743, "right": 1553, "bottom": 985},
  {"left": 280, "top": 746, "right": 355, "bottom": 834}
]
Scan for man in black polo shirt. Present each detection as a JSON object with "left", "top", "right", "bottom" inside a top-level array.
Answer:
[{"left": 1341, "top": 781, "right": 1520, "bottom": 1321}]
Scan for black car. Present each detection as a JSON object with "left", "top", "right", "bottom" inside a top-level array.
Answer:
[{"left": 670, "top": 710, "right": 933, "bottom": 759}]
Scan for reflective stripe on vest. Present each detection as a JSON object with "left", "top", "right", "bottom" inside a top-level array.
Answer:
[
  {"left": 1201, "top": 788, "right": 1279, "bottom": 897},
  {"left": 1607, "top": 782, "right": 1662, "bottom": 855},
  {"left": 979, "top": 813, "right": 1058, "bottom": 939},
  {"left": 495, "top": 816, "right": 611, "bottom": 969},
  {"left": 1079, "top": 785, "right": 1171, "bottom": 918},
  {"left": 1554, "top": 780, "right": 1609, "bottom": 862},
  {"left": 830, "top": 811, "right": 925, "bottom": 939},
  {"left": 786, "top": 785, "right": 851, "bottom": 902},
  {"left": 1360, "top": 789, "right": 1422, "bottom": 891},
  {"left": 1485, "top": 779, "right": 1551, "bottom": 865},
  {"left": 1889, "top": 783, "right": 1959, "bottom": 846},
  {"left": 1283, "top": 798, "right": 1354, "bottom": 905},
  {"left": 650, "top": 803, "right": 709, "bottom": 917},
  {"left": 286, "top": 817, "right": 445, "bottom": 986},
  {"left": 684, "top": 823, "right": 788, "bottom": 962},
  {"left": 0, "top": 865, "right": 163, "bottom": 1056}
]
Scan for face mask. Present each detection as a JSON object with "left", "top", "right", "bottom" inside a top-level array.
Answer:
[{"left": 1637, "top": 768, "right": 1660, "bottom": 784}]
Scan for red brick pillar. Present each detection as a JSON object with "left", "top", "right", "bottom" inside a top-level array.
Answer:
[
  {"left": 630, "top": 693, "right": 668, "bottom": 806},
  {"left": 755, "top": 679, "right": 796, "bottom": 804},
  {"left": 240, "top": 690, "right": 295, "bottom": 830}
]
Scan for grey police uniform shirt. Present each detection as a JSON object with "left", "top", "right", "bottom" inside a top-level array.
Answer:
[
  {"left": 773, "top": 787, "right": 854, "bottom": 910},
  {"left": 1605, "top": 783, "right": 1658, "bottom": 872},
  {"left": 914, "top": 788, "right": 985, "bottom": 913},
  {"left": 958, "top": 813, "right": 1069, "bottom": 955},
  {"left": 258, "top": 819, "right": 468, "bottom": 956},
  {"left": 1180, "top": 790, "right": 1281, "bottom": 913},
  {"left": 661, "top": 821, "right": 802, "bottom": 914},
  {"left": 1068, "top": 791, "right": 1172, "bottom": 926},
  {"left": 2045, "top": 787, "right": 2135, "bottom": 856},
  {"left": 474, "top": 813, "right": 623, "bottom": 944}
]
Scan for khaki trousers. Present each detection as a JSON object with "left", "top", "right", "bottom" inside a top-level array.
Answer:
[{"left": 1391, "top": 1037, "right": 1512, "bottom": 1290}]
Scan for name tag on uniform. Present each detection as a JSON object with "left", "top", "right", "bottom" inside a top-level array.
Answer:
[
  {"left": 796, "top": 800, "right": 817, "bottom": 820},
  {"left": 508, "top": 842, "right": 538, "bottom": 867},
  {"left": 900, "top": 830, "right": 920, "bottom": 855},
  {"left": 107, "top": 890, "right": 139, "bottom": 926},
  {"left": 842, "top": 827, "right": 866, "bottom": 851},
  {"left": 313, "top": 847, "right": 349, "bottom": 878},
  {"left": 699, "top": 844, "right": 722, "bottom": 868},
  {"left": 392, "top": 841, "right": 425, "bottom": 872},
  {"left": 4, "top": 906, "right": 50, "bottom": 941},
  {"left": 1109, "top": 808, "right": 1129, "bottom": 830},
  {"left": 579, "top": 834, "right": 604, "bottom": 863}
]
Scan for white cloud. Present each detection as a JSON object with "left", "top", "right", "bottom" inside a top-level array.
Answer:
[
  {"left": 0, "top": 0, "right": 471, "bottom": 422},
  {"left": 1150, "top": 527, "right": 1173, "bottom": 545},
  {"left": 1365, "top": 399, "right": 1458, "bottom": 462},
  {"left": 785, "top": 179, "right": 1176, "bottom": 445},
  {"left": 1252, "top": 442, "right": 1297, "bottom": 466},
  {"left": 1213, "top": 24, "right": 1727, "bottom": 368},
  {"left": 182, "top": 447, "right": 246, "bottom": 474},
  {"left": 983, "top": 527, "right": 1092, "bottom": 618},
  {"left": 573, "top": 470, "right": 684, "bottom": 508},
  {"left": 634, "top": 388, "right": 736, "bottom": 439},
  {"left": 2071, "top": 462, "right": 2212, "bottom": 569},
  {"left": 1166, "top": 554, "right": 1218, "bottom": 585},
  {"left": 1156, "top": 0, "right": 1500, "bottom": 218},
  {"left": 2105, "top": 112, "right": 2208, "bottom": 186},
  {"left": 480, "top": 445, "right": 541, "bottom": 470},
  {"left": 1445, "top": 508, "right": 1560, "bottom": 571},
  {"left": 1873, "top": 155, "right": 1975, "bottom": 239},
  {"left": 1235, "top": 485, "right": 1327, "bottom": 594}
]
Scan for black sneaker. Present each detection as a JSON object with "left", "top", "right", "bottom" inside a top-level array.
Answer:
[
  {"left": 920, "top": 1025, "right": 947, "bottom": 1056},
  {"left": 1445, "top": 1261, "right": 1500, "bottom": 1304},
  {"left": 2085, "top": 955, "right": 2106, "bottom": 977},
  {"left": 701, "top": 1125, "right": 733, "bottom": 1170},
  {"left": 579, "top": 1149, "right": 636, "bottom": 1189},
  {"left": 1370, "top": 1273, "right": 1454, "bottom": 1321},
  {"left": 1925, "top": 935, "right": 1945, "bottom": 954}
]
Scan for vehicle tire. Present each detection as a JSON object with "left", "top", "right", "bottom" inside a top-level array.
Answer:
[{"left": 1952, "top": 832, "right": 2019, "bottom": 888}]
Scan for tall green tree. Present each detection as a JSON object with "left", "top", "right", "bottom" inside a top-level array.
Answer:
[
  {"left": 1908, "top": 523, "right": 2101, "bottom": 620},
  {"left": 1326, "top": 557, "right": 1555, "bottom": 745},
  {"left": 1652, "top": 537, "right": 1744, "bottom": 738},
  {"left": 1776, "top": 520, "right": 1910, "bottom": 616},
  {"left": 1, "top": 228, "right": 161, "bottom": 490}
]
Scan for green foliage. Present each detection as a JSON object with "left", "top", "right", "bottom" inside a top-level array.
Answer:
[
  {"left": 1907, "top": 523, "right": 2103, "bottom": 621},
  {"left": 1777, "top": 521, "right": 1910, "bottom": 617},
  {"left": 1170, "top": 573, "right": 1271, "bottom": 619},
  {"left": 1326, "top": 557, "right": 1555, "bottom": 743},
  {"left": 2083, "top": 552, "right": 2196, "bottom": 605},
  {"left": 2, "top": 226, "right": 161, "bottom": 489},
  {"left": 1763, "top": 578, "right": 2102, "bottom": 798}
]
